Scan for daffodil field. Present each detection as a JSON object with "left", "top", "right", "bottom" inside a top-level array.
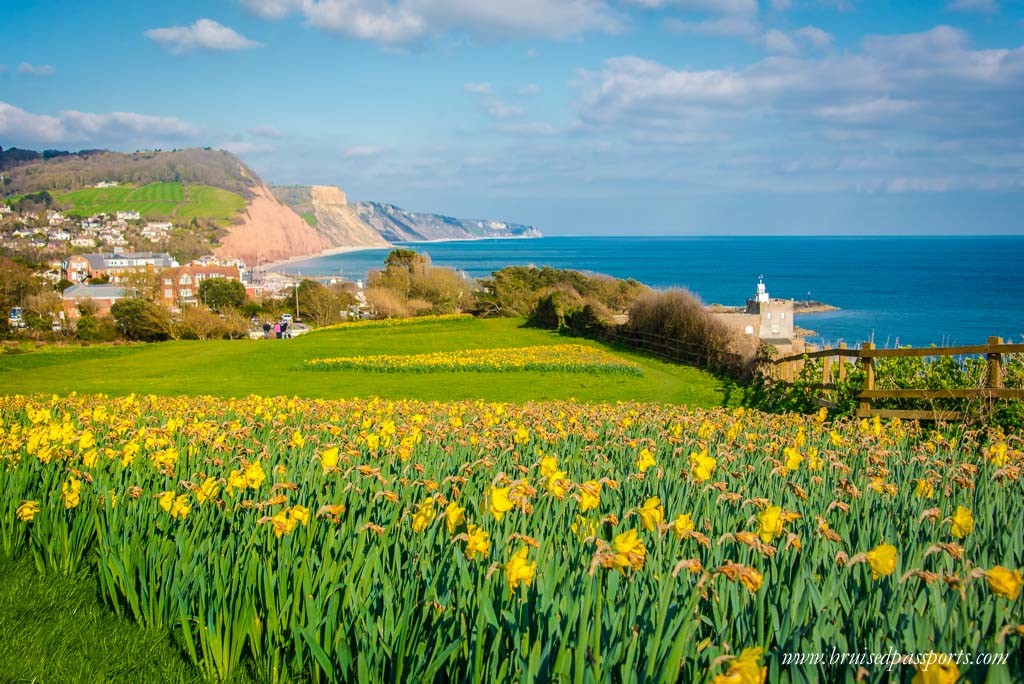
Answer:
[
  {"left": 1, "top": 394, "right": 1022, "bottom": 683},
  {"left": 303, "top": 344, "right": 643, "bottom": 375}
]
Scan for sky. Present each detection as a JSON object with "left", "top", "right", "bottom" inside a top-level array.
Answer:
[{"left": 1, "top": 0, "right": 1023, "bottom": 235}]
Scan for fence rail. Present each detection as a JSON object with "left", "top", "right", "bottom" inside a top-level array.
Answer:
[
  {"left": 769, "top": 336, "right": 1024, "bottom": 421},
  {"left": 606, "top": 328, "right": 742, "bottom": 372}
]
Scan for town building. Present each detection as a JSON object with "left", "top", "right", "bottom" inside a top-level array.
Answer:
[
  {"left": 710, "top": 277, "right": 800, "bottom": 355},
  {"left": 61, "top": 283, "right": 128, "bottom": 320},
  {"left": 65, "top": 252, "right": 179, "bottom": 282},
  {"left": 160, "top": 265, "right": 242, "bottom": 306}
]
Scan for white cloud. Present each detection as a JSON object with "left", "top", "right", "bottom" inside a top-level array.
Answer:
[
  {"left": 219, "top": 141, "right": 274, "bottom": 155},
  {"left": 343, "top": 145, "right": 386, "bottom": 158},
  {"left": 465, "top": 84, "right": 524, "bottom": 118},
  {"left": 144, "top": 19, "right": 262, "bottom": 54},
  {"left": 0, "top": 100, "right": 199, "bottom": 144},
  {"left": 241, "top": 0, "right": 621, "bottom": 43},
  {"left": 793, "top": 25, "right": 833, "bottom": 49},
  {"left": 497, "top": 122, "right": 561, "bottom": 136},
  {"left": 483, "top": 99, "right": 524, "bottom": 118},
  {"left": 665, "top": 15, "right": 760, "bottom": 37},
  {"left": 578, "top": 26, "right": 1024, "bottom": 124},
  {"left": 946, "top": 0, "right": 999, "bottom": 13},
  {"left": 18, "top": 62, "right": 55, "bottom": 77},
  {"left": 761, "top": 29, "right": 799, "bottom": 55},
  {"left": 770, "top": 0, "right": 792, "bottom": 10},
  {"left": 518, "top": 84, "right": 540, "bottom": 95},
  {"left": 248, "top": 125, "right": 284, "bottom": 138},
  {"left": 625, "top": 0, "right": 757, "bottom": 12}
]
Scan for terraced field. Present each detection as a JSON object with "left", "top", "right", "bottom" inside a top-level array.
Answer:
[{"left": 56, "top": 182, "right": 246, "bottom": 225}]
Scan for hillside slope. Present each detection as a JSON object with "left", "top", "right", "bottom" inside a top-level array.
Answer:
[
  {"left": 215, "top": 184, "right": 329, "bottom": 264},
  {"left": 354, "top": 201, "right": 541, "bottom": 242},
  {"left": 0, "top": 147, "right": 257, "bottom": 198},
  {"left": 271, "top": 185, "right": 389, "bottom": 249}
]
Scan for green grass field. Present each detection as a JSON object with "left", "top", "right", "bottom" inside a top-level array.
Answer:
[
  {"left": 56, "top": 182, "right": 246, "bottom": 225},
  {"left": 0, "top": 556, "right": 204, "bottom": 683},
  {"left": 0, "top": 318, "right": 729, "bottom": 406},
  {"left": 0, "top": 317, "right": 727, "bottom": 680}
]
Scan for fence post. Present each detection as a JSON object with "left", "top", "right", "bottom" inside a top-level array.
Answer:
[
  {"left": 838, "top": 343, "right": 848, "bottom": 382},
  {"left": 822, "top": 355, "right": 832, "bottom": 386},
  {"left": 987, "top": 336, "right": 1003, "bottom": 390},
  {"left": 859, "top": 342, "right": 875, "bottom": 416}
]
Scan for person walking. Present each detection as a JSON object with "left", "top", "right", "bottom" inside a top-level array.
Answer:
[
  {"left": 274, "top": 322, "right": 282, "bottom": 339},
  {"left": 281, "top": 320, "right": 289, "bottom": 339},
  {"left": 262, "top": 321, "right": 272, "bottom": 339}
]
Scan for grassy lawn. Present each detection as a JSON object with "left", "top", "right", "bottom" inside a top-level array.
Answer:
[
  {"left": 0, "top": 556, "right": 204, "bottom": 683},
  {"left": 55, "top": 182, "right": 245, "bottom": 224},
  {"left": 0, "top": 318, "right": 730, "bottom": 406}
]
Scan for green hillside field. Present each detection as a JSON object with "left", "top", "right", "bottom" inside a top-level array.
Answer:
[
  {"left": 55, "top": 182, "right": 246, "bottom": 225},
  {"left": 0, "top": 317, "right": 729, "bottom": 406}
]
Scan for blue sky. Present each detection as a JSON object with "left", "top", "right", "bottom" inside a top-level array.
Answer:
[{"left": 2, "top": 0, "right": 1023, "bottom": 234}]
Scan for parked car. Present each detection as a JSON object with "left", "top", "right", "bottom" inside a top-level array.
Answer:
[
  {"left": 281, "top": 313, "right": 293, "bottom": 323},
  {"left": 8, "top": 307, "right": 26, "bottom": 329}
]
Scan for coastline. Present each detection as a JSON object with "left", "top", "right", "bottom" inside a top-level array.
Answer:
[
  {"left": 262, "top": 244, "right": 390, "bottom": 271},
  {"left": 263, "top": 234, "right": 543, "bottom": 272}
]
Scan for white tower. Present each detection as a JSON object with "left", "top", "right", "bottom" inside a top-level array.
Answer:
[{"left": 755, "top": 275, "right": 769, "bottom": 304}]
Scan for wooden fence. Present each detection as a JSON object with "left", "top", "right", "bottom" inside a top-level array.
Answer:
[
  {"left": 606, "top": 328, "right": 742, "bottom": 373},
  {"left": 770, "top": 336, "right": 1024, "bottom": 421}
]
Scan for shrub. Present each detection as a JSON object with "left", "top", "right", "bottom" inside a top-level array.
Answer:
[
  {"left": 625, "top": 289, "right": 742, "bottom": 375},
  {"left": 111, "top": 298, "right": 172, "bottom": 342},
  {"left": 526, "top": 285, "right": 583, "bottom": 330}
]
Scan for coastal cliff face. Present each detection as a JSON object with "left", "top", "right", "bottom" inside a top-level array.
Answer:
[
  {"left": 216, "top": 184, "right": 329, "bottom": 265},
  {"left": 354, "top": 201, "right": 541, "bottom": 242},
  {"left": 308, "top": 186, "right": 391, "bottom": 249}
]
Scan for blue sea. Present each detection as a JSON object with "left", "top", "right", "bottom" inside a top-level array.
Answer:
[{"left": 277, "top": 236, "right": 1024, "bottom": 348}]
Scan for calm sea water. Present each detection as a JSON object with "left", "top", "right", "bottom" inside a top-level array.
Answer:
[{"left": 277, "top": 236, "right": 1024, "bottom": 347}]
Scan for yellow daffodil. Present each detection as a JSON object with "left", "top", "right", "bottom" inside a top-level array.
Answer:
[
  {"left": 612, "top": 529, "right": 647, "bottom": 571},
  {"left": 445, "top": 500, "right": 466, "bottom": 534},
  {"left": 670, "top": 513, "right": 694, "bottom": 539},
  {"left": 320, "top": 447, "right": 339, "bottom": 473},
  {"left": 170, "top": 494, "right": 191, "bottom": 520},
  {"left": 244, "top": 461, "right": 266, "bottom": 490},
  {"left": 546, "top": 470, "right": 569, "bottom": 499},
  {"left": 578, "top": 480, "right": 601, "bottom": 513},
  {"left": 504, "top": 547, "right": 536, "bottom": 591},
  {"left": 865, "top": 543, "right": 898, "bottom": 579},
  {"left": 411, "top": 498, "right": 436, "bottom": 533},
  {"left": 290, "top": 431, "right": 305, "bottom": 449},
  {"left": 464, "top": 524, "right": 489, "bottom": 560},
  {"left": 62, "top": 477, "right": 82, "bottom": 509},
  {"left": 196, "top": 477, "right": 220, "bottom": 505},
  {"left": 638, "top": 497, "right": 664, "bottom": 532},
  {"left": 985, "top": 566, "right": 1022, "bottom": 600},
  {"left": 915, "top": 479, "right": 934, "bottom": 499},
  {"left": 757, "top": 506, "right": 784, "bottom": 543},
  {"left": 690, "top": 449, "right": 716, "bottom": 482},
  {"left": 16, "top": 500, "right": 40, "bottom": 522},
  {"left": 158, "top": 490, "right": 175, "bottom": 513},
  {"left": 489, "top": 486, "right": 514, "bottom": 520},
  {"left": 538, "top": 455, "right": 558, "bottom": 477},
  {"left": 636, "top": 447, "right": 656, "bottom": 473},
  {"left": 950, "top": 506, "right": 974, "bottom": 538},
  {"left": 989, "top": 442, "right": 1008, "bottom": 467},
  {"left": 712, "top": 647, "right": 767, "bottom": 684},
  {"left": 911, "top": 654, "right": 959, "bottom": 684}
]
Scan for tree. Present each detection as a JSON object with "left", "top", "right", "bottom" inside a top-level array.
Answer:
[
  {"left": 296, "top": 280, "right": 357, "bottom": 327},
  {"left": 0, "top": 257, "right": 33, "bottom": 312},
  {"left": 198, "top": 277, "right": 246, "bottom": 312},
  {"left": 111, "top": 298, "right": 173, "bottom": 342}
]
